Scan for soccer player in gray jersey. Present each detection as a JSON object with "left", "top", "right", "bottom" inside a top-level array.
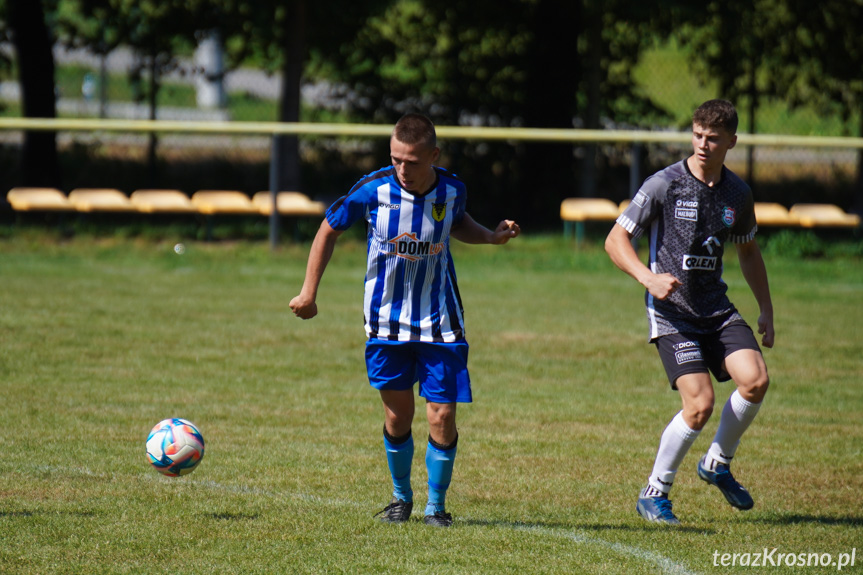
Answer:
[{"left": 605, "top": 99, "right": 774, "bottom": 525}]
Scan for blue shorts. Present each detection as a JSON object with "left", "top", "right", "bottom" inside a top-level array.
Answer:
[{"left": 365, "top": 340, "right": 472, "bottom": 404}]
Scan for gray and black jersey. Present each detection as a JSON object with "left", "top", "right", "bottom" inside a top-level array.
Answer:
[{"left": 617, "top": 159, "right": 757, "bottom": 341}]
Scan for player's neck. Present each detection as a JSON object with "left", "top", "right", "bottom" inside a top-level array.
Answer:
[
  {"left": 686, "top": 156, "right": 723, "bottom": 188},
  {"left": 399, "top": 169, "right": 439, "bottom": 197}
]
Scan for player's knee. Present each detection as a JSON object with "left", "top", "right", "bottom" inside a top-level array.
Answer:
[
  {"left": 427, "top": 403, "right": 456, "bottom": 435},
  {"left": 385, "top": 410, "right": 414, "bottom": 437},
  {"left": 740, "top": 372, "right": 770, "bottom": 403},
  {"left": 684, "top": 402, "right": 714, "bottom": 430},
  {"left": 428, "top": 407, "right": 454, "bottom": 429}
]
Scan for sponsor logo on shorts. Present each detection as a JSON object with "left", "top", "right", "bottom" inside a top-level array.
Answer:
[
  {"left": 675, "top": 207, "right": 698, "bottom": 221},
  {"left": 633, "top": 190, "right": 649, "bottom": 207},
  {"left": 673, "top": 341, "right": 703, "bottom": 365},
  {"left": 682, "top": 254, "right": 718, "bottom": 271},
  {"left": 673, "top": 341, "right": 699, "bottom": 351}
]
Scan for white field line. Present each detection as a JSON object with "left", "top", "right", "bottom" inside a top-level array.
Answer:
[
  {"left": 512, "top": 523, "right": 701, "bottom": 575},
  {"left": 186, "top": 477, "right": 701, "bottom": 574}
]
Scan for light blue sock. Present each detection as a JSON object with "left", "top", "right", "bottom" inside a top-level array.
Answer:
[
  {"left": 425, "top": 435, "right": 458, "bottom": 516},
  {"left": 384, "top": 430, "right": 413, "bottom": 502}
]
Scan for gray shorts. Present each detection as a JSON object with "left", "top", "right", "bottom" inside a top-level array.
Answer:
[{"left": 654, "top": 322, "right": 761, "bottom": 389}]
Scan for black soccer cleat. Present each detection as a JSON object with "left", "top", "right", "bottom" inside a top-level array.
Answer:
[
  {"left": 374, "top": 497, "right": 413, "bottom": 523},
  {"left": 423, "top": 511, "right": 453, "bottom": 527}
]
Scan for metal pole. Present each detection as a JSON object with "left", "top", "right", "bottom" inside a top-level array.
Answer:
[
  {"left": 629, "top": 142, "right": 643, "bottom": 251},
  {"left": 629, "top": 142, "right": 642, "bottom": 200},
  {"left": 269, "top": 135, "right": 282, "bottom": 249}
]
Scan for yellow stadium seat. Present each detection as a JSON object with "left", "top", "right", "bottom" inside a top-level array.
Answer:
[
  {"left": 560, "top": 198, "right": 620, "bottom": 245},
  {"left": 789, "top": 203, "right": 861, "bottom": 228},
  {"left": 190, "top": 190, "right": 259, "bottom": 215},
  {"left": 560, "top": 198, "right": 621, "bottom": 222},
  {"left": 130, "top": 189, "right": 196, "bottom": 213},
  {"left": 68, "top": 188, "right": 136, "bottom": 212},
  {"left": 753, "top": 202, "right": 799, "bottom": 227},
  {"left": 7, "top": 187, "right": 74, "bottom": 211},
  {"left": 252, "top": 191, "right": 326, "bottom": 217}
]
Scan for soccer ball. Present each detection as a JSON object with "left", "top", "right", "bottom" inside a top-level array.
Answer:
[{"left": 146, "top": 418, "right": 205, "bottom": 477}]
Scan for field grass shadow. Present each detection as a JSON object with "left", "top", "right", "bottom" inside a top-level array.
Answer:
[
  {"left": 0, "top": 509, "right": 97, "bottom": 518},
  {"left": 0, "top": 510, "right": 35, "bottom": 518},
  {"left": 205, "top": 511, "right": 261, "bottom": 521},
  {"left": 460, "top": 517, "right": 713, "bottom": 535},
  {"left": 750, "top": 513, "right": 863, "bottom": 527}
]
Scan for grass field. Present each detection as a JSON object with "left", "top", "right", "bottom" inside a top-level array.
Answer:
[{"left": 1, "top": 233, "right": 861, "bottom": 574}]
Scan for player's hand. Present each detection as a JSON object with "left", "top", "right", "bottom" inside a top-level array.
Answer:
[
  {"left": 491, "top": 220, "right": 520, "bottom": 244},
  {"left": 757, "top": 313, "right": 774, "bottom": 348},
  {"left": 645, "top": 273, "right": 681, "bottom": 301},
  {"left": 289, "top": 294, "right": 318, "bottom": 320}
]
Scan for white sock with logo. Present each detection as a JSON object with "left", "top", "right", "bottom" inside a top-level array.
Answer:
[
  {"left": 705, "top": 390, "right": 761, "bottom": 468},
  {"left": 647, "top": 411, "right": 701, "bottom": 495}
]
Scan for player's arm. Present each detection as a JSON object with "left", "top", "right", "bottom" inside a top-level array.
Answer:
[
  {"left": 604, "top": 223, "right": 681, "bottom": 300},
  {"left": 451, "top": 212, "right": 520, "bottom": 245},
  {"left": 289, "top": 219, "right": 344, "bottom": 320},
  {"left": 735, "top": 239, "right": 774, "bottom": 348}
]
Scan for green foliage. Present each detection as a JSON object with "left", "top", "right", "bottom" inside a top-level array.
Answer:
[
  {"left": 305, "top": 0, "right": 669, "bottom": 127},
  {"left": 631, "top": 40, "right": 861, "bottom": 135},
  {"left": 669, "top": 0, "right": 863, "bottom": 137},
  {"left": 761, "top": 229, "right": 828, "bottom": 258},
  {"left": 761, "top": 229, "right": 863, "bottom": 259}
]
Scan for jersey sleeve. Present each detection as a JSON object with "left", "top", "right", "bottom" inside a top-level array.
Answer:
[
  {"left": 325, "top": 188, "right": 372, "bottom": 231},
  {"left": 616, "top": 173, "right": 667, "bottom": 239},
  {"left": 452, "top": 188, "right": 466, "bottom": 225},
  {"left": 729, "top": 189, "right": 757, "bottom": 243}
]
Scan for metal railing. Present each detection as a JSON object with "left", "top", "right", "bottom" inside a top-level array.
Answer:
[{"left": 2, "top": 117, "right": 862, "bottom": 247}]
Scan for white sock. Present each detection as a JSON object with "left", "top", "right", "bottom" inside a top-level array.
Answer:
[
  {"left": 705, "top": 390, "right": 761, "bottom": 467},
  {"left": 647, "top": 411, "right": 701, "bottom": 495}
]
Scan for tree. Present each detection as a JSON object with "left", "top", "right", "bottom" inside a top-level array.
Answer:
[
  {"left": 763, "top": 0, "right": 863, "bottom": 211},
  {"left": 57, "top": 0, "right": 211, "bottom": 186},
  {"left": 183, "top": 0, "right": 392, "bottom": 193},
  {"left": 671, "top": 1, "right": 769, "bottom": 186},
  {"left": 305, "top": 0, "right": 670, "bottom": 224},
  {"left": 4, "top": 0, "right": 61, "bottom": 188},
  {"left": 578, "top": 0, "right": 671, "bottom": 197},
  {"left": 671, "top": 0, "right": 863, "bottom": 207}
]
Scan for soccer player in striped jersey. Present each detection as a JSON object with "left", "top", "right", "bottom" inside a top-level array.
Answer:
[
  {"left": 290, "top": 113, "right": 520, "bottom": 527},
  {"left": 605, "top": 100, "right": 774, "bottom": 525}
]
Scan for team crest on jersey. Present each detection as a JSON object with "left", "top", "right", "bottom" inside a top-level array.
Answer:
[
  {"left": 432, "top": 203, "right": 447, "bottom": 222},
  {"left": 722, "top": 206, "right": 736, "bottom": 227},
  {"left": 388, "top": 232, "right": 445, "bottom": 262}
]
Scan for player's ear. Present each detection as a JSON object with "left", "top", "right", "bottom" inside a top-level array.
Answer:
[
  {"left": 728, "top": 134, "right": 738, "bottom": 150},
  {"left": 431, "top": 146, "right": 440, "bottom": 163}
]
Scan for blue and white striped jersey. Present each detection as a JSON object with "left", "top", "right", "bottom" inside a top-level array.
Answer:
[{"left": 326, "top": 166, "right": 467, "bottom": 343}]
